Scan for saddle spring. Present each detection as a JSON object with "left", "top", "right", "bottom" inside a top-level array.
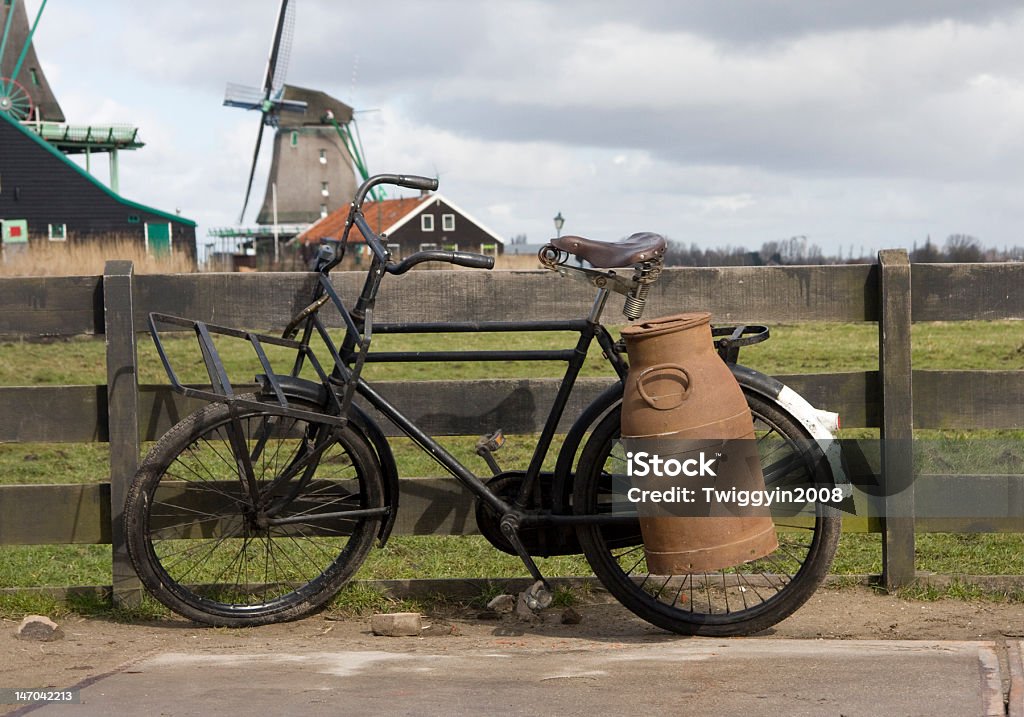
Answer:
[{"left": 623, "top": 260, "right": 662, "bottom": 321}]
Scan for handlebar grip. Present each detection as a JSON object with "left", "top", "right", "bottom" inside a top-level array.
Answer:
[
  {"left": 395, "top": 175, "right": 439, "bottom": 192},
  {"left": 449, "top": 251, "right": 495, "bottom": 270}
]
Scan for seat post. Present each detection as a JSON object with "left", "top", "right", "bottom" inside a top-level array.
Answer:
[{"left": 588, "top": 287, "right": 611, "bottom": 324}]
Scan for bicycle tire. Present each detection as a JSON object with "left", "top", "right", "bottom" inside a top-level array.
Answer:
[
  {"left": 125, "top": 394, "right": 384, "bottom": 626},
  {"left": 574, "top": 389, "right": 841, "bottom": 636}
]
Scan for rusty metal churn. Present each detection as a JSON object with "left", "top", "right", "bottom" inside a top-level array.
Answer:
[{"left": 620, "top": 312, "right": 778, "bottom": 574}]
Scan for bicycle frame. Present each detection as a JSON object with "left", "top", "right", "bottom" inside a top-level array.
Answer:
[{"left": 293, "top": 258, "right": 629, "bottom": 528}]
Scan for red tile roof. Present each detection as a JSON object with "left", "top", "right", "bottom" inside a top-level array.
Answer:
[{"left": 296, "top": 195, "right": 428, "bottom": 245}]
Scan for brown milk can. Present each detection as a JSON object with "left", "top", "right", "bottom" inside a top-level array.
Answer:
[{"left": 620, "top": 312, "right": 778, "bottom": 574}]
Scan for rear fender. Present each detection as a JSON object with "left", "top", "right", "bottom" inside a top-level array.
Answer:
[{"left": 551, "top": 365, "right": 847, "bottom": 509}]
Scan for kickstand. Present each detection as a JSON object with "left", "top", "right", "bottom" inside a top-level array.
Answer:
[{"left": 499, "top": 515, "right": 553, "bottom": 610}]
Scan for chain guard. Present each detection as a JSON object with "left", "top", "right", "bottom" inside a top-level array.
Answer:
[{"left": 474, "top": 473, "right": 582, "bottom": 557}]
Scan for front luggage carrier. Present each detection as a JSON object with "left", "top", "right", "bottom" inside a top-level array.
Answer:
[{"left": 148, "top": 312, "right": 346, "bottom": 426}]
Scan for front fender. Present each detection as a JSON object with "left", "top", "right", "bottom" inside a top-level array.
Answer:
[{"left": 258, "top": 375, "right": 400, "bottom": 545}]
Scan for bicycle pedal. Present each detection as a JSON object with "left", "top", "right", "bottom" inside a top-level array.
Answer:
[{"left": 476, "top": 429, "right": 505, "bottom": 453}]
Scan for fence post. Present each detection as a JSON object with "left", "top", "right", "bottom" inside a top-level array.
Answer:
[
  {"left": 104, "top": 260, "right": 142, "bottom": 606},
  {"left": 877, "top": 249, "right": 915, "bottom": 589}
]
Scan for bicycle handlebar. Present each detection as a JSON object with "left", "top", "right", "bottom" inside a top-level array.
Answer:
[
  {"left": 353, "top": 173, "right": 439, "bottom": 208},
  {"left": 387, "top": 250, "right": 495, "bottom": 274}
]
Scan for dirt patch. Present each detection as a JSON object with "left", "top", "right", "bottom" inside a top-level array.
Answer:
[{"left": 4, "top": 584, "right": 1024, "bottom": 714}]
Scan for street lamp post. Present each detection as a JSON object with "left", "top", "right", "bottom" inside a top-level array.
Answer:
[{"left": 553, "top": 211, "right": 565, "bottom": 238}]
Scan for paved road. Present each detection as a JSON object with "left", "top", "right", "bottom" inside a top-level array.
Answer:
[{"left": 19, "top": 638, "right": 1018, "bottom": 717}]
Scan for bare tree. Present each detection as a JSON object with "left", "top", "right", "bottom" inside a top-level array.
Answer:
[{"left": 944, "top": 234, "right": 983, "bottom": 263}]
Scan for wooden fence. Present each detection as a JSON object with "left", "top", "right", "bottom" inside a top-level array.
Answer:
[{"left": 1, "top": 251, "right": 1022, "bottom": 603}]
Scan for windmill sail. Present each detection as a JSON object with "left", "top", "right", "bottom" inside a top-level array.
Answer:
[
  {"left": 224, "top": 0, "right": 366, "bottom": 228},
  {"left": 226, "top": 0, "right": 307, "bottom": 222}
]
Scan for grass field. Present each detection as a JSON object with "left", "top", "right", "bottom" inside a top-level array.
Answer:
[{"left": 1, "top": 319, "right": 1023, "bottom": 617}]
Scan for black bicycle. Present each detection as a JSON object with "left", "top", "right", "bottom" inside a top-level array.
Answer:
[{"left": 124, "top": 173, "right": 844, "bottom": 635}]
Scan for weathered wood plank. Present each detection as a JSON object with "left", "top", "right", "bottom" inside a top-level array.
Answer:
[
  {"left": 776, "top": 372, "right": 880, "bottom": 428},
  {"left": 878, "top": 250, "right": 915, "bottom": 589},
  {"left": 132, "top": 264, "right": 879, "bottom": 332},
  {"left": 913, "top": 263, "right": 1024, "bottom": 321},
  {"left": 0, "top": 275, "right": 103, "bottom": 338},
  {"left": 0, "top": 371, "right": 892, "bottom": 444},
  {"left": 12, "top": 368, "right": 1022, "bottom": 445},
  {"left": 104, "top": 261, "right": 142, "bottom": 604},
  {"left": 648, "top": 263, "right": 879, "bottom": 323},
  {"left": 0, "top": 386, "right": 106, "bottom": 442},
  {"left": 9, "top": 470, "right": 1022, "bottom": 545},
  {"left": 0, "top": 484, "right": 111, "bottom": 544},
  {"left": 913, "top": 371, "right": 1024, "bottom": 429}
]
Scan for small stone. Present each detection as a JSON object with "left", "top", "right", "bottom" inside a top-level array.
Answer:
[
  {"left": 370, "top": 612, "right": 422, "bottom": 637},
  {"left": 561, "top": 607, "right": 582, "bottom": 625},
  {"left": 16, "top": 615, "right": 64, "bottom": 642},
  {"left": 421, "top": 621, "right": 458, "bottom": 637},
  {"left": 514, "top": 592, "right": 540, "bottom": 623},
  {"left": 486, "top": 594, "right": 516, "bottom": 613}
]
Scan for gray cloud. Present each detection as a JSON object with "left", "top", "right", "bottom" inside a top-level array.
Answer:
[{"left": 24, "top": 1, "right": 1024, "bottom": 251}]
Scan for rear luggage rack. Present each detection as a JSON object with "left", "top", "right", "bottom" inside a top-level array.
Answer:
[{"left": 713, "top": 324, "right": 770, "bottom": 363}]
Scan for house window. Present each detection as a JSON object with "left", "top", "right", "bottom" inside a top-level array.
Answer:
[
  {"left": 481, "top": 243, "right": 498, "bottom": 257},
  {"left": 387, "top": 243, "right": 401, "bottom": 260},
  {"left": 421, "top": 214, "right": 434, "bottom": 231},
  {"left": 48, "top": 223, "right": 67, "bottom": 241},
  {"left": 127, "top": 214, "right": 140, "bottom": 224},
  {"left": 442, "top": 214, "right": 455, "bottom": 232},
  {"left": 29, "top": 68, "right": 39, "bottom": 86},
  {"left": 290, "top": 131, "right": 299, "bottom": 147},
  {"left": 320, "top": 204, "right": 328, "bottom": 218},
  {"left": 442, "top": 242, "right": 458, "bottom": 251},
  {"left": 321, "top": 181, "right": 329, "bottom": 197},
  {"left": 319, "top": 149, "right": 327, "bottom": 164},
  {"left": 419, "top": 242, "right": 439, "bottom": 251}
]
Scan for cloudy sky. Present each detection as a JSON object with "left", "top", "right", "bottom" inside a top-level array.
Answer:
[{"left": 20, "top": 0, "right": 1024, "bottom": 256}]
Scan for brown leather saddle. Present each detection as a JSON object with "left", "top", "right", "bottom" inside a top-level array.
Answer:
[{"left": 549, "top": 232, "right": 666, "bottom": 268}]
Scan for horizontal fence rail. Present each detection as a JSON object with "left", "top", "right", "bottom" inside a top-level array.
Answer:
[{"left": 0, "top": 253, "right": 1022, "bottom": 601}]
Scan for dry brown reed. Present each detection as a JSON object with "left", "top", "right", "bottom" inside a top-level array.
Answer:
[{"left": 0, "top": 238, "right": 195, "bottom": 277}]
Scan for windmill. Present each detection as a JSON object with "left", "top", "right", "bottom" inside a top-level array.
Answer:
[
  {"left": 2, "top": 0, "right": 143, "bottom": 194},
  {"left": 0, "top": 0, "right": 64, "bottom": 122},
  {"left": 224, "top": 0, "right": 368, "bottom": 231}
]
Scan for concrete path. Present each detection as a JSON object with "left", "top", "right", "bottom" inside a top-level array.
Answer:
[{"left": 20, "top": 638, "right": 1018, "bottom": 717}]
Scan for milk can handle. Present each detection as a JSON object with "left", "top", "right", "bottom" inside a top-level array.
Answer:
[{"left": 636, "top": 363, "right": 692, "bottom": 410}]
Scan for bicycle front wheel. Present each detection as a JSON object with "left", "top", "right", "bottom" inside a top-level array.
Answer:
[
  {"left": 574, "top": 390, "right": 841, "bottom": 636},
  {"left": 125, "top": 395, "right": 384, "bottom": 626}
]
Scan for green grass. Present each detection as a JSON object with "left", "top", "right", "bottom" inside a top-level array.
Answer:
[{"left": 2, "top": 320, "right": 1024, "bottom": 616}]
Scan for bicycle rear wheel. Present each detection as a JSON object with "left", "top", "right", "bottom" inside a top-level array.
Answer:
[
  {"left": 125, "top": 395, "right": 384, "bottom": 626},
  {"left": 574, "top": 390, "right": 841, "bottom": 636}
]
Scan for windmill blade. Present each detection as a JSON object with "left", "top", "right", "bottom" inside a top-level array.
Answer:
[
  {"left": 239, "top": 120, "right": 268, "bottom": 223},
  {"left": 262, "top": 0, "right": 295, "bottom": 98}
]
